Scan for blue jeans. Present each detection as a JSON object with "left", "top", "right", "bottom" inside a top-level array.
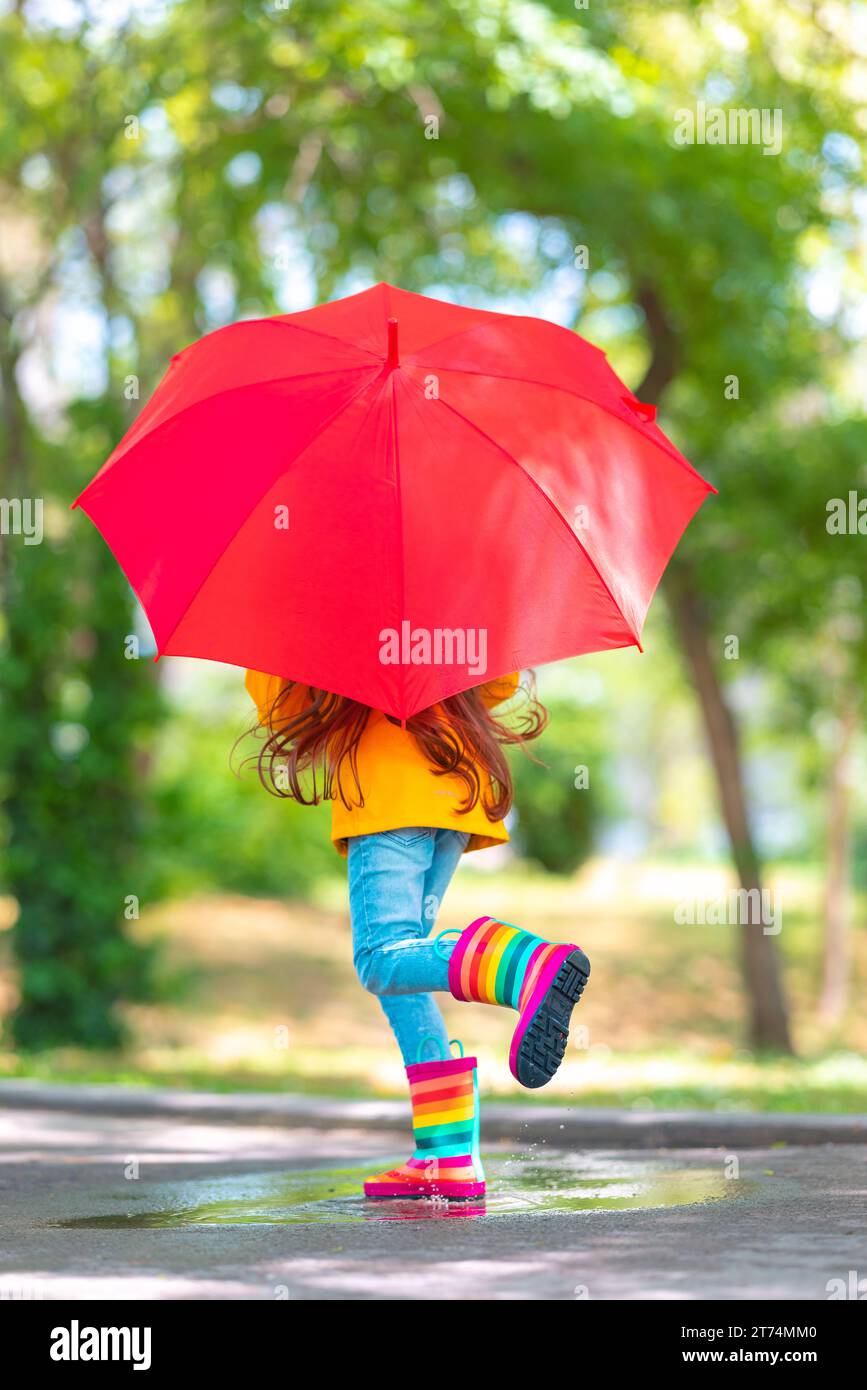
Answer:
[{"left": 347, "top": 827, "right": 469, "bottom": 1066}]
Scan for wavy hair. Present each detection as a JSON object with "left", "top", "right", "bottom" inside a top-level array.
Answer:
[{"left": 242, "top": 675, "right": 547, "bottom": 823}]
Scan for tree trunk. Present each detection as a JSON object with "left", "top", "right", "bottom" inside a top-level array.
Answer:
[
  {"left": 818, "top": 703, "right": 858, "bottom": 1024},
  {"left": 665, "top": 570, "right": 793, "bottom": 1051},
  {"left": 634, "top": 283, "right": 793, "bottom": 1052}
]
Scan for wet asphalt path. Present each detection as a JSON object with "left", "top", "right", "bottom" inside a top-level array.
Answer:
[{"left": 1, "top": 1105, "right": 864, "bottom": 1300}]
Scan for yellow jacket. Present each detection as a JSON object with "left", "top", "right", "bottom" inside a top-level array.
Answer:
[{"left": 244, "top": 670, "right": 520, "bottom": 856}]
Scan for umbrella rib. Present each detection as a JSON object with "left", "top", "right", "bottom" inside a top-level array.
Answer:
[
  {"left": 154, "top": 369, "right": 386, "bottom": 659},
  {"left": 410, "top": 363, "right": 713, "bottom": 491},
  {"left": 248, "top": 315, "right": 384, "bottom": 361},
  {"left": 398, "top": 310, "right": 528, "bottom": 363},
  {"left": 389, "top": 370, "right": 408, "bottom": 723},
  {"left": 403, "top": 373, "right": 643, "bottom": 651},
  {"left": 401, "top": 308, "right": 612, "bottom": 364},
  {"left": 76, "top": 365, "right": 379, "bottom": 493},
  {"left": 382, "top": 282, "right": 409, "bottom": 721}
]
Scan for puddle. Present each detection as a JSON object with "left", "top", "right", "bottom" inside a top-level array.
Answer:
[{"left": 54, "top": 1152, "right": 758, "bottom": 1227}]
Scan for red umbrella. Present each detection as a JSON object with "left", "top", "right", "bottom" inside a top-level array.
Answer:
[{"left": 74, "top": 282, "right": 715, "bottom": 720}]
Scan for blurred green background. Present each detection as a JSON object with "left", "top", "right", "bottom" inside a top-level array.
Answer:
[{"left": 1, "top": 0, "right": 865, "bottom": 1112}]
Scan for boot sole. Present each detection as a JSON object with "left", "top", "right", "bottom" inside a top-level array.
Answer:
[
  {"left": 513, "top": 948, "right": 591, "bottom": 1089},
  {"left": 363, "top": 1180, "right": 486, "bottom": 1200}
]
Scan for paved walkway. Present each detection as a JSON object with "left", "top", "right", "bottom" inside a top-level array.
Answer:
[
  {"left": 1, "top": 1085, "right": 864, "bottom": 1300},
  {"left": 2, "top": 1078, "right": 865, "bottom": 1145}
]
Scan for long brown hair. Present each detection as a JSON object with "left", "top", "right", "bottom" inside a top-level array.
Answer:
[{"left": 244, "top": 675, "right": 548, "bottom": 823}]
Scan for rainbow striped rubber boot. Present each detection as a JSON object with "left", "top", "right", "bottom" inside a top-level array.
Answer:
[
  {"left": 363, "top": 1040, "right": 486, "bottom": 1201},
  {"left": 436, "top": 917, "right": 590, "bottom": 1089}
]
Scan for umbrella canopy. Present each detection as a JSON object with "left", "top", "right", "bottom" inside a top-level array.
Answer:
[{"left": 74, "top": 282, "right": 715, "bottom": 720}]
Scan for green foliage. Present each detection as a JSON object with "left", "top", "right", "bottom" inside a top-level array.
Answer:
[
  {"left": 511, "top": 699, "right": 612, "bottom": 873},
  {"left": 146, "top": 714, "right": 339, "bottom": 901},
  {"left": 0, "top": 0, "right": 865, "bottom": 1055},
  {"left": 1, "top": 470, "right": 163, "bottom": 1050}
]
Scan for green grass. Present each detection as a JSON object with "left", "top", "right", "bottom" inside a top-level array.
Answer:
[
  {"left": 3, "top": 1047, "right": 867, "bottom": 1113},
  {"left": 2, "top": 859, "right": 865, "bottom": 1113}
]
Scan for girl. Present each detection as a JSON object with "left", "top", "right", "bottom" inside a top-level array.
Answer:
[{"left": 243, "top": 670, "right": 590, "bottom": 1201}]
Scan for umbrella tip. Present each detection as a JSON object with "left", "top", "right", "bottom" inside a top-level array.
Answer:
[{"left": 387, "top": 317, "right": 399, "bottom": 368}]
